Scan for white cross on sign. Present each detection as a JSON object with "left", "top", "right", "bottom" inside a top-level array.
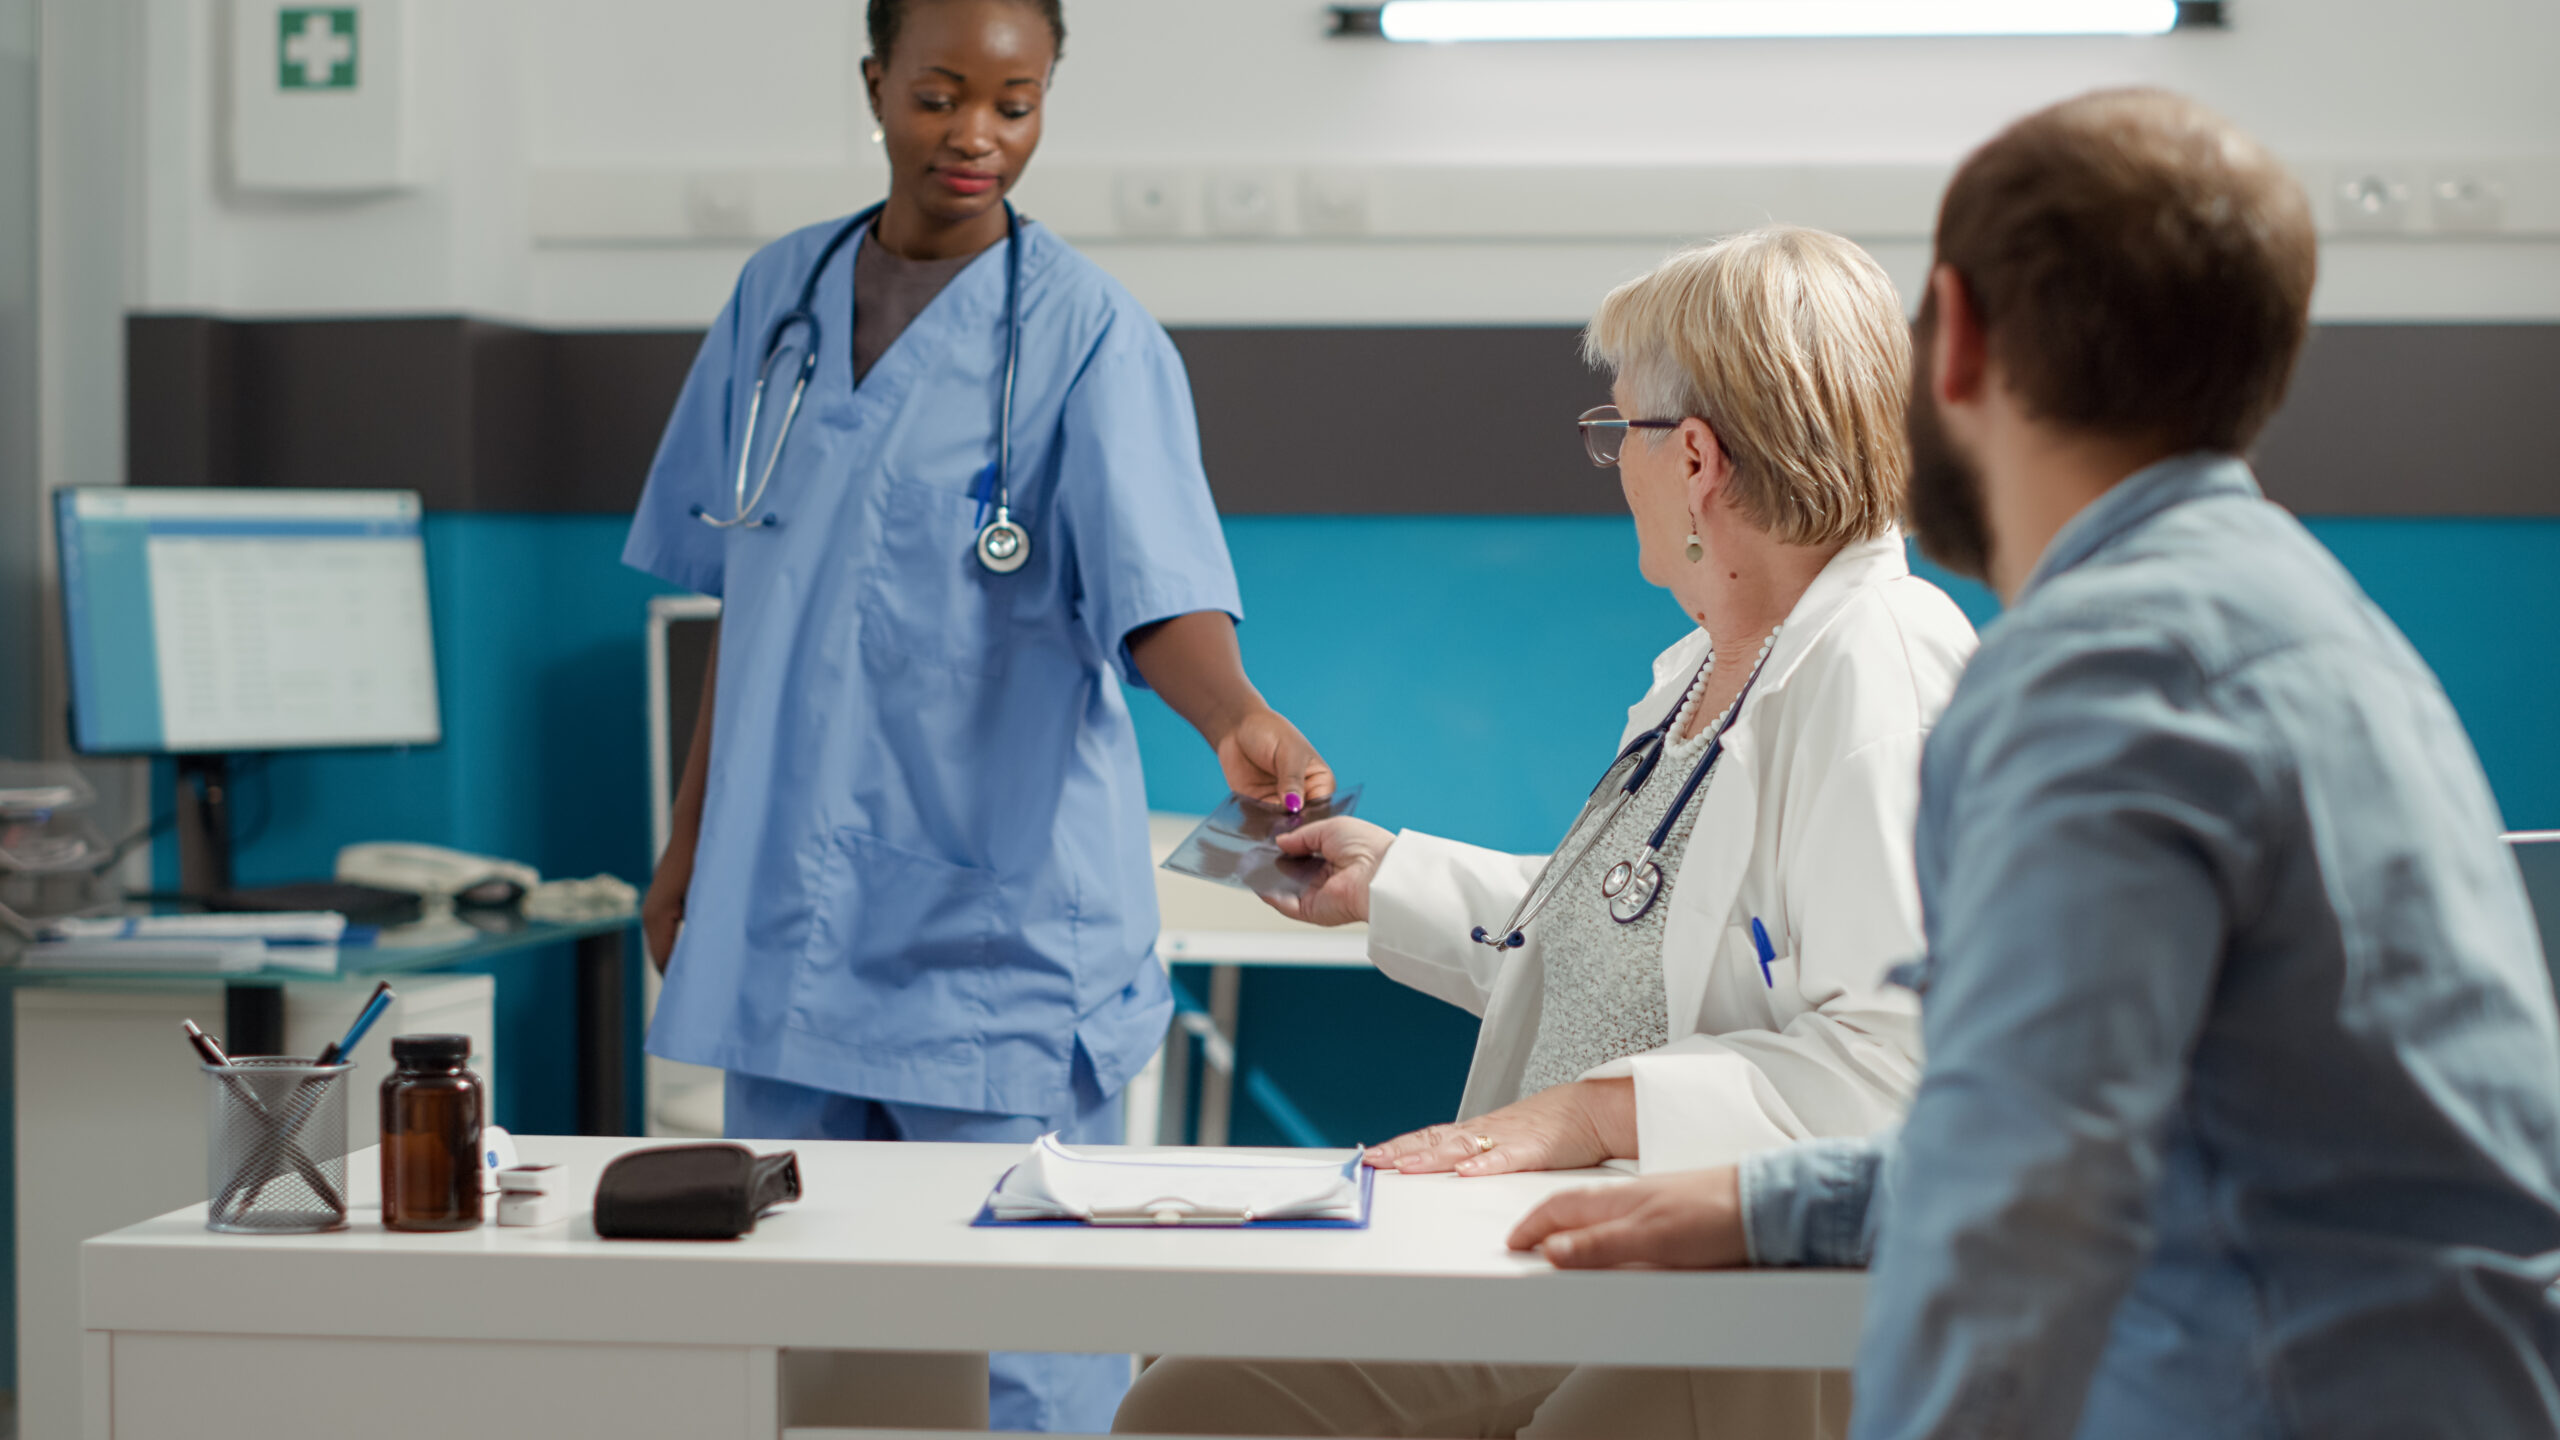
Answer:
[{"left": 279, "top": 9, "right": 356, "bottom": 90}]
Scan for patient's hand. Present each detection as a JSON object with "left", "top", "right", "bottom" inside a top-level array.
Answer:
[
  {"left": 1507, "top": 1167, "right": 1748, "bottom": 1270},
  {"left": 1365, "top": 1078, "right": 1636, "bottom": 1176},
  {"left": 1264, "top": 817, "right": 1393, "bottom": 927}
]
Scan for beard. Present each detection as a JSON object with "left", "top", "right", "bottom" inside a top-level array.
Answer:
[{"left": 1904, "top": 302, "right": 1995, "bottom": 584}]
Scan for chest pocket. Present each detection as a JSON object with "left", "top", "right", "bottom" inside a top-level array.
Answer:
[
  {"left": 1715, "top": 916, "right": 1802, "bottom": 1026},
  {"left": 858, "top": 475, "right": 1042, "bottom": 678}
]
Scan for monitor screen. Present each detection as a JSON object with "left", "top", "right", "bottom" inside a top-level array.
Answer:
[{"left": 55, "top": 488, "right": 442, "bottom": 755}]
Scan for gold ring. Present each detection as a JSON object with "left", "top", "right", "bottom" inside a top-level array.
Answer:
[{"left": 1473, "top": 1134, "right": 1496, "bottom": 1155}]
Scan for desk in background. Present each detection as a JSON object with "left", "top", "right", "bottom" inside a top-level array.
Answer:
[
  {"left": 1134, "top": 813, "right": 1371, "bottom": 1149},
  {"left": 6, "top": 914, "right": 638, "bottom": 1440},
  {"left": 83, "top": 1135, "right": 1865, "bottom": 1440},
  {"left": 2, "top": 913, "right": 639, "bottom": 1134}
]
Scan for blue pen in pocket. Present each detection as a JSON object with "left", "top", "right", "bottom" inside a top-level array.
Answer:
[{"left": 1751, "top": 917, "right": 1777, "bottom": 988}]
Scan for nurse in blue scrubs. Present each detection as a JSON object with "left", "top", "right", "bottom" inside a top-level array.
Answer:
[{"left": 624, "top": 1, "right": 1330, "bottom": 1429}]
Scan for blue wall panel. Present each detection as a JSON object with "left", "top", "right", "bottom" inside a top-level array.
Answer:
[
  {"left": 173, "top": 512, "right": 2560, "bottom": 1147},
  {"left": 158, "top": 515, "right": 678, "bottom": 1134}
]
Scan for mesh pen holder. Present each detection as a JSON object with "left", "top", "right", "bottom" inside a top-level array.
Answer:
[{"left": 205, "top": 1059, "right": 353, "bottom": 1234}]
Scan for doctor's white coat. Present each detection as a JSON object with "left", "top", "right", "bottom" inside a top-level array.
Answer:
[{"left": 1365, "top": 533, "right": 1978, "bottom": 1173}]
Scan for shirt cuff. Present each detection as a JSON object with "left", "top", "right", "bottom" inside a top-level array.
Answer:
[
  {"left": 1602, "top": 1049, "right": 1804, "bottom": 1175},
  {"left": 1738, "top": 1134, "right": 1888, "bottom": 1268}
]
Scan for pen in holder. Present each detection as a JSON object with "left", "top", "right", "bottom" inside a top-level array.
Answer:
[{"left": 205, "top": 1058, "right": 353, "bottom": 1234}]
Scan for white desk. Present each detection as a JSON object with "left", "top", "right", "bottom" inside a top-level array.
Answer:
[{"left": 83, "top": 1136, "right": 1865, "bottom": 1440}]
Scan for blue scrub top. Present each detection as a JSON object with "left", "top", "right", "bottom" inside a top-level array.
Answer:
[{"left": 625, "top": 213, "right": 1239, "bottom": 1117}]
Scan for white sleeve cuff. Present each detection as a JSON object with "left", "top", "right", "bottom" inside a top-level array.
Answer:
[{"left": 1614, "top": 1048, "right": 1811, "bottom": 1175}]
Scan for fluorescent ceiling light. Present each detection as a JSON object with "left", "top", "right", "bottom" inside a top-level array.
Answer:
[{"left": 1369, "top": 1, "right": 2189, "bottom": 41}]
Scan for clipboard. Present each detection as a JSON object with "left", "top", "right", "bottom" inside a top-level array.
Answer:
[{"left": 971, "top": 1157, "right": 1376, "bottom": 1229}]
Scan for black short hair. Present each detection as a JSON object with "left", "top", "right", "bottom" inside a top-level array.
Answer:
[{"left": 868, "top": 0, "right": 1065, "bottom": 63}]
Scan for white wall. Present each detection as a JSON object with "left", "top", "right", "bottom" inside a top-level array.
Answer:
[
  {"left": 107, "top": 0, "right": 2560, "bottom": 330},
  {"left": 1, "top": 0, "right": 39, "bottom": 758}
]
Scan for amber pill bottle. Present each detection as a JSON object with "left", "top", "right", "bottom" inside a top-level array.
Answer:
[{"left": 381, "top": 1033, "right": 485, "bottom": 1231}]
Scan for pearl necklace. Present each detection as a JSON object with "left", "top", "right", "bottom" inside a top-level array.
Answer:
[{"left": 1671, "top": 624, "right": 1782, "bottom": 742}]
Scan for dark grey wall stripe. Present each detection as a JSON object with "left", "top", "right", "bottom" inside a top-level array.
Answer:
[
  {"left": 2251, "top": 325, "right": 2560, "bottom": 516},
  {"left": 127, "top": 315, "right": 2560, "bottom": 517}
]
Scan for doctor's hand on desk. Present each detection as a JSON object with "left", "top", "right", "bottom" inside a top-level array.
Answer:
[
  {"left": 1265, "top": 817, "right": 1395, "bottom": 928},
  {"left": 1363, "top": 1078, "right": 1638, "bottom": 1176},
  {"left": 1506, "top": 1166, "right": 1748, "bottom": 1270}
]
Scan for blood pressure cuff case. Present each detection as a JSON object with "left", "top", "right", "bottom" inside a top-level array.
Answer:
[{"left": 594, "top": 1143, "right": 801, "bottom": 1240}]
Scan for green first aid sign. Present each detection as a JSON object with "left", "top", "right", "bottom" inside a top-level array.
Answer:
[{"left": 278, "top": 8, "right": 358, "bottom": 90}]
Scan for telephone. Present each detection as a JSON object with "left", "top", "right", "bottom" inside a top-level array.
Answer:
[{"left": 337, "top": 843, "right": 541, "bottom": 901}]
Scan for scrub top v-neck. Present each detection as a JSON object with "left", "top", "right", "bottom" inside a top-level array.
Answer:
[{"left": 852, "top": 231, "right": 980, "bottom": 384}]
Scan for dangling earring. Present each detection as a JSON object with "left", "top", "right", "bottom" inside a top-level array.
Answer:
[
  {"left": 1685, "top": 528, "right": 1704, "bottom": 564},
  {"left": 870, "top": 124, "right": 884, "bottom": 144}
]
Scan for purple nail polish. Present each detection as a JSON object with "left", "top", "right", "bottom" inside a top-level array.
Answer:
[{"left": 1285, "top": 792, "right": 1304, "bottom": 814}]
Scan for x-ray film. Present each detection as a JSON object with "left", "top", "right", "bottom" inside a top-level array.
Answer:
[{"left": 1159, "top": 787, "right": 1365, "bottom": 900}]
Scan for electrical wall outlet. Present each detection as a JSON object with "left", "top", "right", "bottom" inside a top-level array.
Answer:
[
  {"left": 2430, "top": 172, "right": 2508, "bottom": 234},
  {"left": 1114, "top": 170, "right": 1185, "bottom": 236},
  {"left": 1205, "top": 171, "right": 1286, "bottom": 237},
  {"left": 683, "top": 173, "right": 753, "bottom": 240},
  {"left": 1299, "top": 170, "right": 1372, "bottom": 236},
  {"left": 2332, "top": 168, "right": 2416, "bottom": 233}
]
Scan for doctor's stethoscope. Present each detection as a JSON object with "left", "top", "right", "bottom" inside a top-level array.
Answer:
[
  {"left": 1470, "top": 626, "right": 1779, "bottom": 950},
  {"left": 691, "top": 200, "right": 1033, "bottom": 577}
]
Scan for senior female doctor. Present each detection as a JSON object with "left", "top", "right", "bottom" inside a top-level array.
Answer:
[
  {"left": 626, "top": 1, "right": 1328, "bottom": 1430},
  {"left": 1118, "top": 228, "right": 1976, "bottom": 1440}
]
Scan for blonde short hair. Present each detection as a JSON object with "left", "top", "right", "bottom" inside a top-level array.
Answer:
[{"left": 1584, "top": 227, "right": 1910, "bottom": 546}]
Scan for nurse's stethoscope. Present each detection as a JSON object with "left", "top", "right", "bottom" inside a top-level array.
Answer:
[
  {"left": 691, "top": 200, "right": 1033, "bottom": 576},
  {"left": 1470, "top": 626, "right": 1780, "bottom": 950}
]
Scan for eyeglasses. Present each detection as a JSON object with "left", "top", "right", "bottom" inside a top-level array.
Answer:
[{"left": 1577, "top": 404, "right": 1685, "bottom": 468}]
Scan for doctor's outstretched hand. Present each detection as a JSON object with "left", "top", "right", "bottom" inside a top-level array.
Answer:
[{"left": 1266, "top": 817, "right": 1395, "bottom": 928}]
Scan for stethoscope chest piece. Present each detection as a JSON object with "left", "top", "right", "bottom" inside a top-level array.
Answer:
[
  {"left": 975, "top": 509, "right": 1031, "bottom": 574},
  {"left": 1606, "top": 859, "right": 1666, "bottom": 925}
]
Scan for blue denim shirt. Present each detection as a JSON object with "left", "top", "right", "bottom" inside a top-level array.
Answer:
[{"left": 1739, "top": 455, "right": 2560, "bottom": 1439}]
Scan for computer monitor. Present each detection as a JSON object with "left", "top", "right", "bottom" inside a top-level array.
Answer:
[
  {"left": 2513, "top": 832, "right": 2560, "bottom": 999},
  {"left": 55, "top": 488, "right": 441, "bottom": 755}
]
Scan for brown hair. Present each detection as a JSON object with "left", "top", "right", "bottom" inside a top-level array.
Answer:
[
  {"left": 1584, "top": 227, "right": 1910, "bottom": 546},
  {"left": 1934, "top": 88, "right": 2317, "bottom": 453}
]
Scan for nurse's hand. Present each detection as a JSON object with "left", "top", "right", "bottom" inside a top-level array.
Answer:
[
  {"left": 1364, "top": 1078, "right": 1637, "bottom": 1175},
  {"left": 1506, "top": 1166, "right": 1748, "bottom": 1270},
  {"left": 1217, "top": 705, "right": 1337, "bottom": 812},
  {"left": 642, "top": 852, "right": 691, "bottom": 976},
  {"left": 1266, "top": 817, "right": 1393, "bottom": 927}
]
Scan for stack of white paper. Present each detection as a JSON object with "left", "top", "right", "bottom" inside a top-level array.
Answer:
[
  {"left": 19, "top": 912, "right": 349, "bottom": 975},
  {"left": 989, "top": 1135, "right": 1365, "bottom": 1224},
  {"left": 18, "top": 939, "right": 276, "bottom": 973},
  {"left": 43, "top": 912, "right": 348, "bottom": 943}
]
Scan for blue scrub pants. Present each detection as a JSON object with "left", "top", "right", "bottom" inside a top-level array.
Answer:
[{"left": 725, "top": 1063, "right": 1130, "bottom": 1433}]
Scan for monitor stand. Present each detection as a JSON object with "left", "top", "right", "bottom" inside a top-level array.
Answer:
[
  {"left": 172, "top": 752, "right": 235, "bottom": 897},
  {"left": 172, "top": 754, "right": 286, "bottom": 1054}
]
